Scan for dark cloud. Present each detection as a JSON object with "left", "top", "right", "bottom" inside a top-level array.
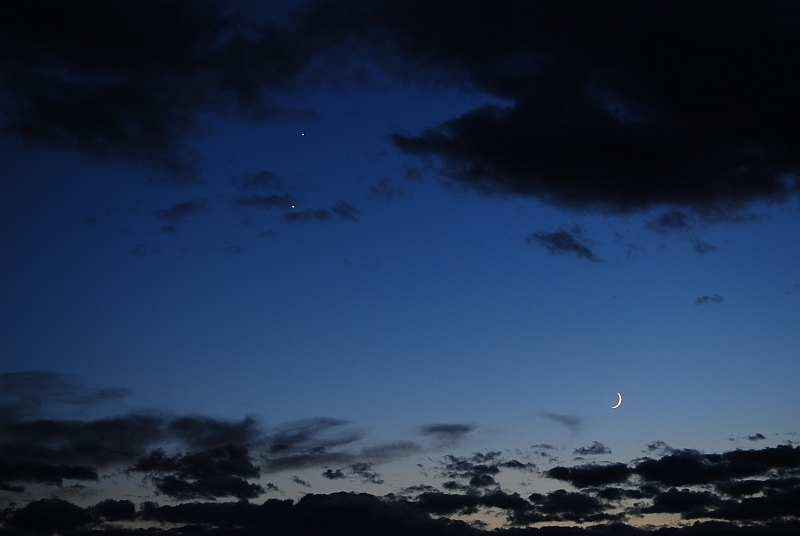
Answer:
[
  {"left": 4, "top": 1, "right": 800, "bottom": 215},
  {"left": 331, "top": 200, "right": 360, "bottom": 221},
  {"left": 0, "top": 457, "right": 97, "bottom": 491},
  {"left": 642, "top": 487, "right": 723, "bottom": 518},
  {"left": 644, "top": 441, "right": 675, "bottom": 456},
  {"left": 224, "top": 245, "right": 244, "bottom": 255},
  {"left": 89, "top": 499, "right": 136, "bottom": 522},
  {"left": 166, "top": 415, "right": 262, "bottom": 450},
  {"left": 497, "top": 460, "right": 537, "bottom": 472},
  {"left": 263, "top": 418, "right": 419, "bottom": 473},
  {"left": 526, "top": 230, "right": 601, "bottom": 262},
  {"left": 546, "top": 463, "right": 632, "bottom": 489},
  {"left": 0, "top": 371, "right": 132, "bottom": 419},
  {"left": 320, "top": 462, "right": 384, "bottom": 484},
  {"left": 3, "top": 497, "right": 93, "bottom": 533},
  {"left": 159, "top": 224, "right": 179, "bottom": 234},
  {"left": 321, "top": 468, "right": 345, "bottom": 480},
  {"left": 574, "top": 442, "right": 612, "bottom": 457},
  {"left": 1, "top": 444, "right": 800, "bottom": 532},
  {"left": 418, "top": 424, "right": 476, "bottom": 445},
  {"left": 154, "top": 198, "right": 210, "bottom": 222},
  {"left": 435, "top": 452, "right": 534, "bottom": 492},
  {"left": 695, "top": 294, "right": 725, "bottom": 305},
  {"left": 526, "top": 489, "right": 617, "bottom": 524},
  {"left": 716, "top": 477, "right": 800, "bottom": 499},
  {"left": 0, "top": 377, "right": 264, "bottom": 492},
  {"left": 257, "top": 230, "right": 278, "bottom": 238},
  {"left": 644, "top": 209, "right": 718, "bottom": 253},
  {"left": 292, "top": 476, "right": 312, "bottom": 488},
  {"left": 748, "top": 433, "right": 767, "bottom": 442},
  {"left": 539, "top": 412, "right": 583, "bottom": 434},
  {"left": 129, "top": 444, "right": 265, "bottom": 500},
  {"left": 364, "top": 1, "right": 800, "bottom": 215},
  {"left": 368, "top": 177, "right": 412, "bottom": 202},
  {"left": 645, "top": 209, "right": 693, "bottom": 234},
  {"left": 348, "top": 462, "right": 383, "bottom": 485},
  {"left": 360, "top": 441, "right": 422, "bottom": 462},
  {"left": 3, "top": 373, "right": 800, "bottom": 532},
  {"left": 415, "top": 490, "right": 529, "bottom": 518},
  {"left": 632, "top": 445, "right": 800, "bottom": 487},
  {"left": 0, "top": 1, "right": 313, "bottom": 185},
  {"left": 138, "top": 492, "right": 482, "bottom": 535}
]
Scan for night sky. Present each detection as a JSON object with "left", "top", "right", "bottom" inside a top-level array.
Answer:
[{"left": 1, "top": 1, "right": 800, "bottom": 534}]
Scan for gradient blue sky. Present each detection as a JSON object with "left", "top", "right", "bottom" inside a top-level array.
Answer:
[{"left": 1, "top": 1, "right": 799, "bottom": 533}]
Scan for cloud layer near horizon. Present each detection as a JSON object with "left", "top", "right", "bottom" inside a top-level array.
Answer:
[{"left": 2, "top": 372, "right": 799, "bottom": 533}]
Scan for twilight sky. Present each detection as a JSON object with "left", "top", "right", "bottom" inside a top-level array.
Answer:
[{"left": 1, "top": 1, "right": 799, "bottom": 534}]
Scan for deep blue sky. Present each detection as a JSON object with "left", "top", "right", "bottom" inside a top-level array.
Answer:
[{"left": 1, "top": 1, "right": 799, "bottom": 533}]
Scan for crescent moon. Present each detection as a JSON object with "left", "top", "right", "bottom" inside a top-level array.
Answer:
[{"left": 612, "top": 392, "right": 622, "bottom": 409}]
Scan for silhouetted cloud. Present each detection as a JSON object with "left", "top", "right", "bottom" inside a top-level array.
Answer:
[
  {"left": 348, "top": 462, "right": 383, "bottom": 485},
  {"left": 644, "top": 441, "right": 675, "bottom": 456},
  {"left": 128, "top": 443, "right": 264, "bottom": 500},
  {"left": 291, "top": 476, "right": 312, "bottom": 488},
  {"left": 434, "top": 452, "right": 535, "bottom": 492},
  {"left": 3, "top": 375, "right": 800, "bottom": 532},
  {"left": 2, "top": 437, "right": 800, "bottom": 532},
  {"left": 0, "top": 457, "right": 97, "bottom": 491},
  {"left": 368, "top": 1, "right": 800, "bottom": 215},
  {"left": 262, "top": 419, "right": 419, "bottom": 473},
  {"left": 526, "top": 230, "right": 601, "bottom": 262},
  {"left": 632, "top": 445, "right": 800, "bottom": 488},
  {"left": 418, "top": 424, "right": 476, "bottom": 445},
  {"left": 546, "top": 463, "right": 632, "bottom": 489},
  {"left": 321, "top": 468, "right": 345, "bottom": 480},
  {"left": 4, "top": 0, "right": 800, "bottom": 216},
  {"left": 526, "top": 489, "right": 619, "bottom": 524},
  {"left": 89, "top": 499, "right": 136, "bottom": 522},
  {"left": 0, "top": 2, "right": 313, "bottom": 185},
  {"left": 574, "top": 442, "right": 612, "bottom": 456},
  {"left": 695, "top": 294, "right": 725, "bottom": 305},
  {"left": 3, "top": 497, "right": 93, "bottom": 533}
]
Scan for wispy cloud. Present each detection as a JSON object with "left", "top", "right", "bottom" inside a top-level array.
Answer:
[
  {"left": 526, "top": 230, "right": 601, "bottom": 262},
  {"left": 695, "top": 294, "right": 725, "bottom": 305},
  {"left": 539, "top": 412, "right": 583, "bottom": 434}
]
